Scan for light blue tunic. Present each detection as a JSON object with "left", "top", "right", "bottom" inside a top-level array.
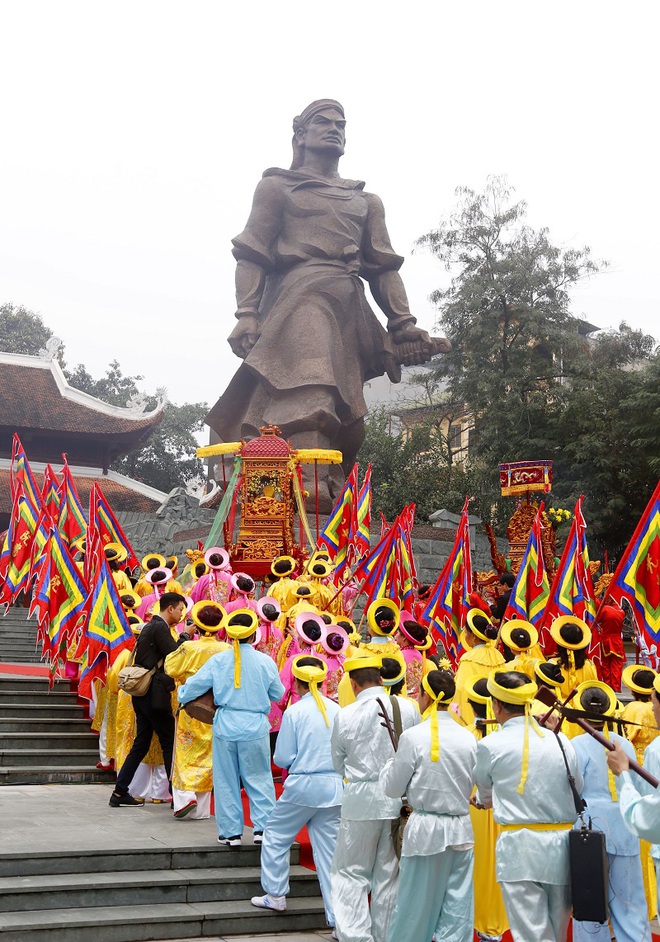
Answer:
[
  {"left": 475, "top": 715, "right": 582, "bottom": 884},
  {"left": 274, "top": 692, "right": 343, "bottom": 806},
  {"left": 178, "top": 644, "right": 284, "bottom": 740}
]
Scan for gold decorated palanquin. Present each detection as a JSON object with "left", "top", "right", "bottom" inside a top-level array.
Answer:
[{"left": 234, "top": 427, "right": 297, "bottom": 571}]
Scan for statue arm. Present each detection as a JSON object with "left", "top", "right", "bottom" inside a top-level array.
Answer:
[
  {"left": 362, "top": 193, "right": 429, "bottom": 343},
  {"left": 228, "top": 177, "right": 284, "bottom": 357}
]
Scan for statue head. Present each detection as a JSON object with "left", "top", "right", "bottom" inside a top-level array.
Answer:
[{"left": 291, "top": 99, "right": 346, "bottom": 170}]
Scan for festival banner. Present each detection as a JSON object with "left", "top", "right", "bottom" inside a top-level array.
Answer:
[
  {"left": 502, "top": 502, "right": 550, "bottom": 628},
  {"left": 0, "top": 492, "right": 40, "bottom": 607},
  {"left": 9, "top": 434, "right": 42, "bottom": 512},
  {"left": 41, "top": 528, "right": 88, "bottom": 666},
  {"left": 420, "top": 499, "right": 472, "bottom": 667},
  {"left": 351, "top": 513, "right": 402, "bottom": 607},
  {"left": 353, "top": 463, "right": 372, "bottom": 559},
  {"left": 57, "top": 458, "right": 87, "bottom": 548},
  {"left": 603, "top": 480, "right": 660, "bottom": 660},
  {"left": 89, "top": 482, "right": 139, "bottom": 570},
  {"left": 318, "top": 464, "right": 358, "bottom": 572},
  {"left": 499, "top": 460, "right": 553, "bottom": 497},
  {"left": 77, "top": 552, "right": 133, "bottom": 700},
  {"left": 41, "top": 464, "right": 61, "bottom": 521},
  {"left": 542, "top": 496, "right": 597, "bottom": 653}
]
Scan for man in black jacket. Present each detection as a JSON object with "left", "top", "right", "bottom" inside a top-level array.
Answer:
[{"left": 110, "top": 593, "right": 190, "bottom": 807}]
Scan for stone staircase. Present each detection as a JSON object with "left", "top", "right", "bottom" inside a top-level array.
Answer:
[
  {"left": 0, "top": 605, "right": 41, "bottom": 665},
  {"left": 0, "top": 676, "right": 114, "bottom": 785},
  {"left": 0, "top": 842, "right": 325, "bottom": 941}
]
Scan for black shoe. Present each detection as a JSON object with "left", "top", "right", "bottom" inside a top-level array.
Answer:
[
  {"left": 253, "top": 830, "right": 264, "bottom": 845},
  {"left": 109, "top": 792, "right": 145, "bottom": 808},
  {"left": 218, "top": 835, "right": 242, "bottom": 846}
]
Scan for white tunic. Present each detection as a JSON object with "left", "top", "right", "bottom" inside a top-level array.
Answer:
[
  {"left": 380, "top": 711, "right": 477, "bottom": 856},
  {"left": 331, "top": 685, "right": 419, "bottom": 820},
  {"left": 475, "top": 715, "right": 582, "bottom": 884},
  {"left": 273, "top": 691, "right": 343, "bottom": 807},
  {"left": 618, "top": 737, "right": 660, "bottom": 850}
]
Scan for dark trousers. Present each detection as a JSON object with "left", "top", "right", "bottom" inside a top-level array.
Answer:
[{"left": 114, "top": 689, "right": 175, "bottom": 795}]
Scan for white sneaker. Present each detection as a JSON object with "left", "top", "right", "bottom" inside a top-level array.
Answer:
[
  {"left": 218, "top": 835, "right": 242, "bottom": 846},
  {"left": 250, "top": 893, "right": 287, "bottom": 912}
]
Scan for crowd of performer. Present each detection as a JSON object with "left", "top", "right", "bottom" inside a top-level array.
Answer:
[{"left": 84, "top": 543, "right": 660, "bottom": 942}]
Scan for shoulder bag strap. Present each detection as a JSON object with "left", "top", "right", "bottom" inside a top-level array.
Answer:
[
  {"left": 553, "top": 730, "right": 587, "bottom": 823},
  {"left": 391, "top": 695, "right": 403, "bottom": 740}
]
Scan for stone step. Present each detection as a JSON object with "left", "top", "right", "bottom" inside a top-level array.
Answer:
[
  {"left": 0, "top": 749, "right": 101, "bottom": 768},
  {"left": 0, "top": 679, "right": 70, "bottom": 693},
  {"left": 0, "top": 703, "right": 86, "bottom": 718},
  {"left": 0, "top": 718, "right": 91, "bottom": 734},
  {"left": 0, "top": 691, "right": 79, "bottom": 703},
  {"left": 0, "top": 896, "right": 327, "bottom": 942},
  {"left": 0, "top": 844, "right": 275, "bottom": 878},
  {"left": 0, "top": 733, "right": 99, "bottom": 750},
  {"left": 0, "top": 766, "right": 116, "bottom": 786},
  {"left": 0, "top": 864, "right": 319, "bottom": 911}
]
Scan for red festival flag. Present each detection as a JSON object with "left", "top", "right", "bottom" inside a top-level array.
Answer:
[
  {"left": 89, "top": 482, "right": 139, "bottom": 571},
  {"left": 0, "top": 492, "right": 40, "bottom": 608},
  {"left": 420, "top": 499, "right": 473, "bottom": 667},
  {"left": 318, "top": 464, "right": 358, "bottom": 571},
  {"left": 10, "top": 435, "right": 42, "bottom": 512},
  {"left": 57, "top": 458, "right": 87, "bottom": 548},
  {"left": 41, "top": 464, "right": 61, "bottom": 521},
  {"left": 602, "top": 481, "right": 660, "bottom": 666}
]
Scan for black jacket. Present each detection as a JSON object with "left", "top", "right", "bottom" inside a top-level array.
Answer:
[{"left": 134, "top": 616, "right": 183, "bottom": 670}]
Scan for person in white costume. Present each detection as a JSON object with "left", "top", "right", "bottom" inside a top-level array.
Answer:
[
  {"left": 251, "top": 655, "right": 343, "bottom": 928},
  {"left": 570, "top": 681, "right": 651, "bottom": 942},
  {"left": 608, "top": 671, "right": 660, "bottom": 911},
  {"left": 475, "top": 670, "right": 581, "bottom": 942},
  {"left": 330, "top": 654, "right": 419, "bottom": 942},
  {"left": 381, "top": 668, "right": 477, "bottom": 942}
]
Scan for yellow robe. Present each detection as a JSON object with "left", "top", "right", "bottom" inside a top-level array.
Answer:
[
  {"left": 165, "top": 638, "right": 229, "bottom": 792},
  {"left": 267, "top": 577, "right": 301, "bottom": 614},
  {"left": 108, "top": 648, "right": 168, "bottom": 770},
  {"left": 469, "top": 723, "right": 509, "bottom": 938},
  {"left": 508, "top": 651, "right": 544, "bottom": 680},
  {"left": 111, "top": 569, "right": 133, "bottom": 593},
  {"left": 453, "top": 644, "right": 505, "bottom": 727}
]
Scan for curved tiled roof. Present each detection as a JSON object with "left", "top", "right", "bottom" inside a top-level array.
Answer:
[
  {"left": 0, "top": 465, "right": 166, "bottom": 514},
  {"left": 0, "top": 354, "right": 163, "bottom": 436}
]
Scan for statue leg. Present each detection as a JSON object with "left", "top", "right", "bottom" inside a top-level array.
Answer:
[{"left": 288, "top": 430, "right": 336, "bottom": 515}]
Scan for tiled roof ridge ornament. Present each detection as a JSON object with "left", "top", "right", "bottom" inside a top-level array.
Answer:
[{"left": 38, "top": 336, "right": 64, "bottom": 360}]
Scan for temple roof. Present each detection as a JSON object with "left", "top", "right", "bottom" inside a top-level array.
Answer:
[
  {"left": 0, "top": 460, "right": 168, "bottom": 515},
  {"left": 0, "top": 353, "right": 164, "bottom": 438}
]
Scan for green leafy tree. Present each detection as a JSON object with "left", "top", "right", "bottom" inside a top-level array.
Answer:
[{"left": 0, "top": 303, "right": 58, "bottom": 357}]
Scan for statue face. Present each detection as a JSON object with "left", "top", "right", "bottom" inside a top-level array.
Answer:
[{"left": 299, "top": 108, "right": 346, "bottom": 156}]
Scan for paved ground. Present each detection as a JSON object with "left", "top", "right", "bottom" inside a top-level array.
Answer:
[
  {"left": 0, "top": 783, "right": 225, "bottom": 853},
  {"left": 0, "top": 784, "right": 331, "bottom": 940}
]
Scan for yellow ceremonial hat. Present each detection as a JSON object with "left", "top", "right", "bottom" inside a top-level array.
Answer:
[
  {"left": 380, "top": 653, "right": 406, "bottom": 687},
  {"left": 308, "top": 559, "right": 333, "bottom": 579},
  {"left": 367, "top": 599, "right": 400, "bottom": 637},
  {"left": 141, "top": 552, "right": 166, "bottom": 572},
  {"left": 119, "top": 589, "right": 141, "bottom": 611},
  {"left": 534, "top": 660, "right": 565, "bottom": 689},
  {"left": 576, "top": 680, "right": 617, "bottom": 718},
  {"left": 500, "top": 619, "right": 539, "bottom": 652},
  {"left": 464, "top": 675, "right": 490, "bottom": 705},
  {"left": 104, "top": 542, "right": 127, "bottom": 564},
  {"left": 271, "top": 555, "right": 296, "bottom": 577},
  {"left": 192, "top": 560, "right": 210, "bottom": 582},
  {"left": 466, "top": 608, "right": 496, "bottom": 643},
  {"left": 292, "top": 654, "right": 328, "bottom": 685},
  {"left": 225, "top": 609, "right": 258, "bottom": 640},
  {"left": 344, "top": 654, "right": 382, "bottom": 672},
  {"left": 191, "top": 600, "right": 225, "bottom": 634},
  {"left": 622, "top": 664, "right": 657, "bottom": 696},
  {"left": 550, "top": 615, "right": 592, "bottom": 651}
]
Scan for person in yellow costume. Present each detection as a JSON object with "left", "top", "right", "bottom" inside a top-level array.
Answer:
[
  {"left": 337, "top": 599, "right": 402, "bottom": 706},
  {"left": 104, "top": 543, "right": 132, "bottom": 593},
  {"left": 453, "top": 610, "right": 505, "bottom": 727},
  {"left": 135, "top": 553, "right": 167, "bottom": 597},
  {"left": 164, "top": 601, "right": 229, "bottom": 819},
  {"left": 500, "top": 620, "right": 544, "bottom": 679},
  {"left": 549, "top": 616, "right": 598, "bottom": 739},
  {"left": 464, "top": 675, "right": 509, "bottom": 942},
  {"left": 266, "top": 556, "right": 301, "bottom": 616},
  {"left": 304, "top": 558, "right": 335, "bottom": 612},
  {"left": 277, "top": 585, "right": 320, "bottom": 669},
  {"left": 621, "top": 664, "right": 660, "bottom": 920}
]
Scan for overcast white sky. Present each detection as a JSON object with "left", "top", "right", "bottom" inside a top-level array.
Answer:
[{"left": 1, "top": 1, "right": 658, "bottom": 414}]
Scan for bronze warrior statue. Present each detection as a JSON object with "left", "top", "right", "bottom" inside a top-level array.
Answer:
[{"left": 206, "top": 99, "right": 449, "bottom": 509}]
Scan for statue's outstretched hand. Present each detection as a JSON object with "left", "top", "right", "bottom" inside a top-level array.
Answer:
[
  {"left": 390, "top": 323, "right": 431, "bottom": 345},
  {"left": 228, "top": 314, "right": 260, "bottom": 359}
]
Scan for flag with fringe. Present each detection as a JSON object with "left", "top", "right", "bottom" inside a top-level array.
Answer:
[
  {"left": 10, "top": 434, "right": 41, "bottom": 512},
  {"left": 351, "top": 517, "right": 401, "bottom": 606},
  {"left": 603, "top": 480, "right": 660, "bottom": 663},
  {"left": 89, "top": 482, "right": 139, "bottom": 570},
  {"left": 503, "top": 502, "right": 550, "bottom": 627},
  {"left": 543, "top": 496, "right": 596, "bottom": 630},
  {"left": 41, "top": 464, "right": 61, "bottom": 521},
  {"left": 318, "top": 464, "right": 358, "bottom": 571},
  {"left": 77, "top": 551, "right": 133, "bottom": 700},
  {"left": 57, "top": 458, "right": 87, "bottom": 548},
  {"left": 40, "top": 528, "right": 88, "bottom": 667},
  {"left": 353, "top": 464, "right": 372, "bottom": 558},
  {"left": 420, "top": 499, "right": 473, "bottom": 667},
  {"left": 0, "top": 492, "right": 40, "bottom": 608}
]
